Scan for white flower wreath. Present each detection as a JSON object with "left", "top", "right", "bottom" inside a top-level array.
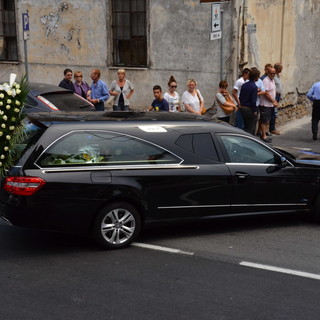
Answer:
[{"left": 0, "top": 73, "right": 28, "bottom": 177}]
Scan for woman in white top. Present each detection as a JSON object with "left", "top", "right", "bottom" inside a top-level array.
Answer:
[
  {"left": 182, "top": 79, "right": 205, "bottom": 114},
  {"left": 109, "top": 69, "right": 135, "bottom": 111},
  {"left": 163, "top": 75, "right": 181, "bottom": 112}
]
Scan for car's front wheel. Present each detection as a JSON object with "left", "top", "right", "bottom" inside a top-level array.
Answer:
[{"left": 93, "top": 202, "right": 141, "bottom": 249}]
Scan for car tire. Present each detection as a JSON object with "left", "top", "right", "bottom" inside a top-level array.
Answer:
[{"left": 93, "top": 202, "right": 141, "bottom": 249}]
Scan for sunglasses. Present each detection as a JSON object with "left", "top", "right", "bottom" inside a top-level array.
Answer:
[{"left": 170, "top": 85, "right": 177, "bottom": 88}]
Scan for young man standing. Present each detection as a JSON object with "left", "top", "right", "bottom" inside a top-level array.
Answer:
[
  {"left": 58, "top": 68, "right": 75, "bottom": 93},
  {"left": 88, "top": 69, "right": 110, "bottom": 111},
  {"left": 148, "top": 85, "right": 169, "bottom": 111}
]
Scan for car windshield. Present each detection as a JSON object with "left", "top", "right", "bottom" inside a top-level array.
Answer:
[{"left": 41, "top": 92, "right": 93, "bottom": 111}]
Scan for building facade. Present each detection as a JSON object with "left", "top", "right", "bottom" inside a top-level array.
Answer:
[{"left": 1, "top": 0, "right": 319, "bottom": 121}]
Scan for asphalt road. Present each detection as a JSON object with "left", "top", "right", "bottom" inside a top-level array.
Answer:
[
  {"left": 0, "top": 213, "right": 320, "bottom": 320},
  {"left": 271, "top": 115, "right": 320, "bottom": 152},
  {"left": 1, "top": 115, "right": 320, "bottom": 320}
]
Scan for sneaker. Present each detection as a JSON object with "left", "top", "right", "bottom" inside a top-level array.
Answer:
[{"left": 270, "top": 130, "right": 280, "bottom": 135}]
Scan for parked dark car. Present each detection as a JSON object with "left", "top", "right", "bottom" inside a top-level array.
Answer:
[
  {"left": 0, "top": 111, "right": 320, "bottom": 249},
  {"left": 24, "top": 82, "right": 95, "bottom": 113}
]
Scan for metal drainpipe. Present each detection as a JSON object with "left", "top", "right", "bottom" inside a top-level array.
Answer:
[{"left": 280, "top": 0, "right": 285, "bottom": 63}]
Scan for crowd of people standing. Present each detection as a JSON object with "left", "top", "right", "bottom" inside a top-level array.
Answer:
[{"left": 58, "top": 64, "right": 283, "bottom": 141}]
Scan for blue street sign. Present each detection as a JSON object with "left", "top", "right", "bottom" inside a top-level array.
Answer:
[{"left": 22, "top": 13, "right": 29, "bottom": 31}]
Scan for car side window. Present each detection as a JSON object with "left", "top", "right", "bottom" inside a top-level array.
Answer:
[
  {"left": 220, "top": 135, "right": 276, "bottom": 164},
  {"left": 175, "top": 133, "right": 219, "bottom": 161},
  {"left": 37, "top": 131, "right": 181, "bottom": 167}
]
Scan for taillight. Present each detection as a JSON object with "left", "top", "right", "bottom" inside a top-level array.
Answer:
[{"left": 3, "top": 177, "right": 46, "bottom": 196}]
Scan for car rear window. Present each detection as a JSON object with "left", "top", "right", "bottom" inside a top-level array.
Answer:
[
  {"left": 12, "top": 119, "right": 46, "bottom": 164},
  {"left": 175, "top": 133, "right": 219, "bottom": 161},
  {"left": 37, "top": 131, "right": 182, "bottom": 167},
  {"left": 42, "top": 92, "right": 93, "bottom": 111}
]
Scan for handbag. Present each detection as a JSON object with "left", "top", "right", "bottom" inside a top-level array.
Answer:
[
  {"left": 218, "top": 92, "right": 236, "bottom": 115},
  {"left": 195, "top": 89, "right": 206, "bottom": 114}
]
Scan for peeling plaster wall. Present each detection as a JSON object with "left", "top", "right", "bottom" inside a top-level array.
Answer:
[
  {"left": 232, "top": 0, "right": 320, "bottom": 124},
  {"left": 1, "top": 0, "right": 320, "bottom": 117},
  {"left": 4, "top": 0, "right": 234, "bottom": 109}
]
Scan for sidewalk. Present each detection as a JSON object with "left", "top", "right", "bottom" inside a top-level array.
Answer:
[{"left": 270, "top": 115, "right": 320, "bottom": 152}]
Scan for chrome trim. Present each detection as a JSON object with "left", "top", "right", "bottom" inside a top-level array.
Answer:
[
  {"left": 158, "top": 203, "right": 307, "bottom": 209},
  {"left": 35, "top": 129, "right": 184, "bottom": 170},
  {"left": 226, "top": 163, "right": 276, "bottom": 167},
  {"left": 42, "top": 164, "right": 199, "bottom": 173},
  {"left": 231, "top": 203, "right": 307, "bottom": 207},
  {"left": 0, "top": 216, "right": 12, "bottom": 226}
]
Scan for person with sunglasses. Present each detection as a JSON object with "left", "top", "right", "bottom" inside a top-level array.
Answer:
[{"left": 164, "top": 75, "right": 181, "bottom": 112}]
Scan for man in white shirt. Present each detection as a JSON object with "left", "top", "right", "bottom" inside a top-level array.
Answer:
[{"left": 232, "top": 68, "right": 250, "bottom": 128}]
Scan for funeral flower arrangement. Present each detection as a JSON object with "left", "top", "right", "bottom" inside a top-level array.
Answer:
[{"left": 0, "top": 74, "right": 28, "bottom": 177}]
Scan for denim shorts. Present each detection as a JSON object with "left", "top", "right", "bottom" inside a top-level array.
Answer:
[{"left": 259, "top": 106, "right": 272, "bottom": 123}]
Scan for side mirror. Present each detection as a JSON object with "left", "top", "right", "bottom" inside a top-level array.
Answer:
[
  {"left": 266, "top": 155, "right": 287, "bottom": 174},
  {"left": 279, "top": 156, "right": 288, "bottom": 168}
]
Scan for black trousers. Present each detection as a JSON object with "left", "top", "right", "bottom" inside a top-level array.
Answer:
[
  {"left": 312, "top": 100, "right": 320, "bottom": 134},
  {"left": 240, "top": 106, "right": 258, "bottom": 135}
]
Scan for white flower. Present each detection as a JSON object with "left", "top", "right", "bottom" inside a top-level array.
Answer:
[
  {"left": 9, "top": 126, "right": 15, "bottom": 131},
  {"left": 15, "top": 100, "right": 21, "bottom": 106},
  {"left": 15, "top": 84, "right": 20, "bottom": 89},
  {"left": 0, "top": 102, "right": 3, "bottom": 106},
  {"left": 14, "top": 108, "right": 20, "bottom": 113},
  {"left": 16, "top": 89, "right": 21, "bottom": 94},
  {"left": 1, "top": 124, "right": 5, "bottom": 129},
  {"left": 2, "top": 115, "right": 7, "bottom": 121},
  {"left": 6, "top": 105, "right": 10, "bottom": 110},
  {"left": 0, "top": 155, "right": 5, "bottom": 160},
  {"left": 0, "top": 132, "right": 2, "bottom": 136},
  {"left": 0, "top": 93, "right": 4, "bottom": 99},
  {"left": 11, "top": 117, "right": 16, "bottom": 122},
  {"left": 6, "top": 135, "right": 11, "bottom": 140},
  {"left": 0, "top": 162, "right": 2, "bottom": 167},
  {"left": 7, "top": 91, "right": 12, "bottom": 96},
  {"left": 7, "top": 99, "right": 12, "bottom": 104},
  {"left": 4, "top": 147, "right": 9, "bottom": 151}
]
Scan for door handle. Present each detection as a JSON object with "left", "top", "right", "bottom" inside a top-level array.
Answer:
[{"left": 235, "top": 172, "right": 249, "bottom": 179}]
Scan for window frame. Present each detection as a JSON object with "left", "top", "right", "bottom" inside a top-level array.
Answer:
[
  {"left": 111, "top": 0, "right": 148, "bottom": 68},
  {"left": 218, "top": 134, "right": 280, "bottom": 164},
  {"left": 0, "top": 0, "right": 18, "bottom": 62}
]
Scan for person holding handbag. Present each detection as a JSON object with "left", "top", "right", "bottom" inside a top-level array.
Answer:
[
  {"left": 182, "top": 79, "right": 205, "bottom": 115},
  {"left": 215, "top": 81, "right": 237, "bottom": 123}
]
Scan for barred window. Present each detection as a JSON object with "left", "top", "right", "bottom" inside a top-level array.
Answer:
[
  {"left": 0, "top": 0, "right": 18, "bottom": 61},
  {"left": 112, "top": 0, "right": 147, "bottom": 67}
]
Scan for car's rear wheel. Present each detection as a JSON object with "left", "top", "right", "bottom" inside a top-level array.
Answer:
[{"left": 93, "top": 202, "right": 141, "bottom": 249}]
